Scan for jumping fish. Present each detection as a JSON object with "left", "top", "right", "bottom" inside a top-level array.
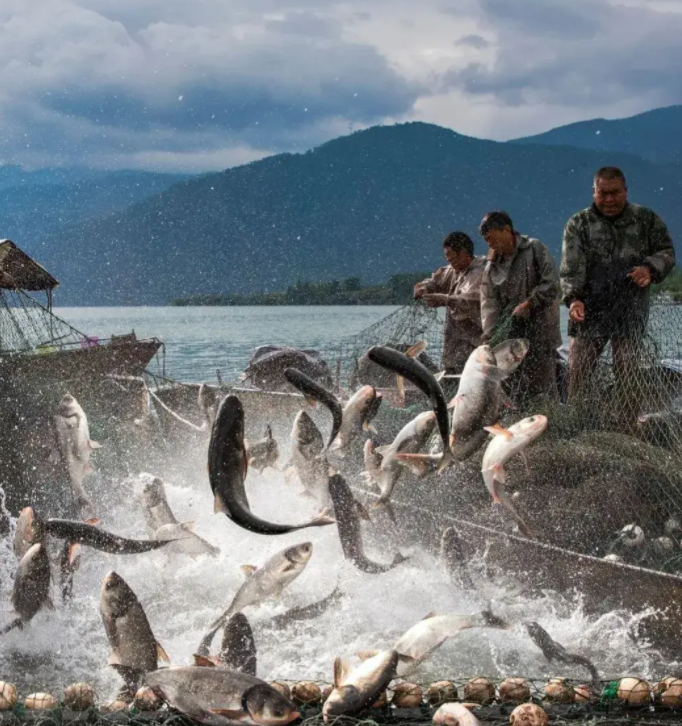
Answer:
[
  {"left": 194, "top": 614, "right": 257, "bottom": 676},
  {"left": 328, "top": 385, "right": 382, "bottom": 455},
  {"left": 268, "top": 585, "right": 344, "bottom": 629},
  {"left": 14, "top": 507, "right": 46, "bottom": 559},
  {"left": 59, "top": 540, "right": 81, "bottom": 603},
  {"left": 481, "top": 415, "right": 547, "bottom": 538},
  {"left": 139, "top": 473, "right": 220, "bottom": 557},
  {"left": 439, "top": 527, "right": 476, "bottom": 590},
  {"left": 362, "top": 440, "right": 383, "bottom": 487},
  {"left": 53, "top": 393, "right": 101, "bottom": 517},
  {"left": 45, "top": 519, "right": 175, "bottom": 554},
  {"left": 366, "top": 346, "right": 452, "bottom": 472},
  {"left": 209, "top": 395, "right": 335, "bottom": 535},
  {"left": 100, "top": 571, "right": 169, "bottom": 696},
  {"left": 290, "top": 411, "right": 331, "bottom": 505},
  {"left": 198, "top": 384, "right": 221, "bottom": 428},
  {"left": 145, "top": 666, "right": 299, "bottom": 726},
  {"left": 246, "top": 426, "right": 279, "bottom": 473},
  {"left": 372, "top": 410, "right": 436, "bottom": 516},
  {"left": 526, "top": 622, "right": 599, "bottom": 684},
  {"left": 284, "top": 368, "right": 343, "bottom": 450},
  {"left": 1, "top": 543, "right": 52, "bottom": 636},
  {"left": 323, "top": 650, "right": 399, "bottom": 721},
  {"left": 328, "top": 474, "right": 408, "bottom": 574},
  {"left": 197, "top": 543, "right": 313, "bottom": 656}
]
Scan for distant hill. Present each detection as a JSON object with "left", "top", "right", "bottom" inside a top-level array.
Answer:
[
  {"left": 31, "top": 121, "right": 682, "bottom": 305},
  {"left": 0, "top": 169, "right": 194, "bottom": 248},
  {"left": 511, "top": 105, "right": 682, "bottom": 164}
]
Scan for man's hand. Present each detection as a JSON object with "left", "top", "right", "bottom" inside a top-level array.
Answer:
[
  {"left": 413, "top": 285, "right": 425, "bottom": 300},
  {"left": 423, "top": 293, "right": 449, "bottom": 308},
  {"left": 629, "top": 265, "right": 652, "bottom": 288},
  {"left": 512, "top": 300, "right": 531, "bottom": 318},
  {"left": 569, "top": 300, "right": 585, "bottom": 323}
]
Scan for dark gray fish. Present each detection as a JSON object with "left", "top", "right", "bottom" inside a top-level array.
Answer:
[
  {"left": 439, "top": 527, "right": 475, "bottom": 590},
  {"left": 247, "top": 425, "right": 279, "bottom": 472},
  {"left": 241, "top": 346, "right": 333, "bottom": 392},
  {"left": 1, "top": 543, "right": 52, "bottom": 636},
  {"left": 328, "top": 474, "right": 407, "bottom": 574},
  {"left": 284, "top": 367, "right": 343, "bottom": 450},
  {"left": 220, "top": 614, "right": 257, "bottom": 676},
  {"left": 45, "top": 519, "right": 173, "bottom": 554},
  {"left": 268, "top": 585, "right": 344, "bottom": 628},
  {"left": 367, "top": 346, "right": 453, "bottom": 472},
  {"left": 526, "top": 622, "right": 599, "bottom": 683},
  {"left": 59, "top": 541, "right": 81, "bottom": 602},
  {"left": 209, "top": 395, "right": 335, "bottom": 535}
]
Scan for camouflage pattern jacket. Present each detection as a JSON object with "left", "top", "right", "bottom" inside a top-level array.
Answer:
[
  {"left": 560, "top": 203, "right": 675, "bottom": 338},
  {"left": 481, "top": 234, "right": 561, "bottom": 350},
  {"left": 415, "top": 256, "right": 485, "bottom": 368}
]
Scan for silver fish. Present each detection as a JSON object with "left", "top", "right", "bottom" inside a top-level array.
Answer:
[
  {"left": 290, "top": 411, "right": 331, "bottom": 505},
  {"left": 323, "top": 650, "right": 399, "bottom": 721},
  {"left": 13, "top": 507, "right": 46, "bottom": 560},
  {"left": 246, "top": 426, "right": 279, "bottom": 473},
  {"left": 1, "top": 543, "right": 52, "bottom": 636},
  {"left": 362, "top": 440, "right": 383, "bottom": 487},
  {"left": 439, "top": 527, "right": 475, "bottom": 590},
  {"left": 481, "top": 415, "right": 547, "bottom": 538},
  {"left": 198, "top": 384, "right": 220, "bottom": 428},
  {"left": 197, "top": 543, "right": 313, "bottom": 656},
  {"left": 139, "top": 473, "right": 220, "bottom": 557},
  {"left": 100, "top": 571, "right": 169, "bottom": 696},
  {"left": 53, "top": 394, "right": 101, "bottom": 517},
  {"left": 328, "top": 385, "right": 381, "bottom": 454},
  {"left": 145, "top": 666, "right": 299, "bottom": 726}
]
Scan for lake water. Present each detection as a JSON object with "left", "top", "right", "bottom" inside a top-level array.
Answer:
[{"left": 55, "top": 305, "right": 570, "bottom": 383}]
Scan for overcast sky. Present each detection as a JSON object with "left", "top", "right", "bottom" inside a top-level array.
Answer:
[{"left": 2, "top": 0, "right": 681, "bottom": 171}]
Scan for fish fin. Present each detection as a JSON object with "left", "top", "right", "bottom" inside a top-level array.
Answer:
[
  {"left": 180, "top": 521, "right": 196, "bottom": 533},
  {"left": 89, "top": 440, "right": 102, "bottom": 450},
  {"left": 355, "top": 501, "right": 371, "bottom": 521},
  {"left": 193, "top": 654, "right": 218, "bottom": 667},
  {"left": 68, "top": 542, "right": 81, "bottom": 567},
  {"left": 156, "top": 642, "right": 171, "bottom": 664},
  {"left": 447, "top": 395, "right": 461, "bottom": 411},
  {"left": 374, "top": 445, "right": 392, "bottom": 455},
  {"left": 483, "top": 424, "right": 514, "bottom": 441},
  {"left": 520, "top": 450, "right": 531, "bottom": 475},
  {"left": 209, "top": 709, "right": 249, "bottom": 720},
  {"left": 492, "top": 463, "right": 506, "bottom": 484},
  {"left": 362, "top": 420, "right": 377, "bottom": 433},
  {"left": 436, "top": 447, "right": 455, "bottom": 474},
  {"left": 393, "top": 453, "right": 433, "bottom": 478},
  {"left": 108, "top": 652, "right": 122, "bottom": 666},
  {"left": 422, "top": 611, "right": 438, "bottom": 620},
  {"left": 214, "top": 494, "right": 229, "bottom": 514},
  {"left": 396, "top": 375, "right": 406, "bottom": 408},
  {"left": 240, "top": 565, "right": 257, "bottom": 577},
  {"left": 405, "top": 341, "right": 427, "bottom": 358},
  {"left": 334, "top": 656, "right": 352, "bottom": 687},
  {"left": 356, "top": 650, "right": 379, "bottom": 661},
  {"left": 434, "top": 370, "right": 446, "bottom": 382},
  {"left": 305, "top": 397, "right": 319, "bottom": 408},
  {"left": 43, "top": 597, "right": 55, "bottom": 611},
  {"left": 85, "top": 517, "right": 103, "bottom": 526}
]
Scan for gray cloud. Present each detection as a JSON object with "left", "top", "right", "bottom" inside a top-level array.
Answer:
[{"left": 455, "top": 34, "right": 489, "bottom": 49}]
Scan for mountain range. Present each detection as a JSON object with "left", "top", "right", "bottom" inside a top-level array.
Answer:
[{"left": 7, "top": 105, "right": 682, "bottom": 305}]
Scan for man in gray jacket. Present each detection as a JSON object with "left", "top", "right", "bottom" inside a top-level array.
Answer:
[
  {"left": 560, "top": 166, "right": 675, "bottom": 430},
  {"left": 414, "top": 231, "right": 485, "bottom": 374},
  {"left": 479, "top": 210, "right": 561, "bottom": 403}
]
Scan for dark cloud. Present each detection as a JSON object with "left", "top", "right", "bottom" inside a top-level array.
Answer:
[
  {"left": 479, "top": 0, "right": 597, "bottom": 38},
  {"left": 454, "top": 34, "right": 489, "bottom": 49}
]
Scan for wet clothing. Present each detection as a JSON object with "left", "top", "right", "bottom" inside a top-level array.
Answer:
[
  {"left": 480, "top": 234, "right": 561, "bottom": 402},
  {"left": 560, "top": 202, "right": 675, "bottom": 339},
  {"left": 415, "top": 257, "right": 485, "bottom": 373}
]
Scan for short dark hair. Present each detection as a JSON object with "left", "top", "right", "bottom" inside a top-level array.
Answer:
[
  {"left": 443, "top": 231, "right": 474, "bottom": 256},
  {"left": 594, "top": 166, "right": 627, "bottom": 188},
  {"left": 479, "top": 210, "right": 514, "bottom": 238}
]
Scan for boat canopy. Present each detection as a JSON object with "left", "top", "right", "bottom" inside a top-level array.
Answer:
[{"left": 0, "top": 239, "right": 58, "bottom": 291}]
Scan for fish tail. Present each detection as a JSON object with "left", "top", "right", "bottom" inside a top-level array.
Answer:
[
  {"left": 196, "top": 626, "right": 220, "bottom": 657},
  {"left": 311, "top": 510, "right": 336, "bottom": 527},
  {"left": 0, "top": 618, "right": 22, "bottom": 637},
  {"left": 436, "top": 446, "right": 455, "bottom": 474}
]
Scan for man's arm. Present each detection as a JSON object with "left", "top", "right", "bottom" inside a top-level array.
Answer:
[
  {"left": 527, "top": 241, "right": 560, "bottom": 311},
  {"left": 414, "top": 268, "right": 446, "bottom": 298},
  {"left": 559, "top": 216, "right": 587, "bottom": 306},
  {"left": 479, "top": 268, "right": 499, "bottom": 343},
  {"left": 644, "top": 211, "right": 676, "bottom": 283}
]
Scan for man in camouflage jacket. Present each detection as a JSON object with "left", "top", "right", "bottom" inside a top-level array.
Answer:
[{"left": 560, "top": 166, "right": 675, "bottom": 430}]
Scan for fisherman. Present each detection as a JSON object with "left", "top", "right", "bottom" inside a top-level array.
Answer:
[
  {"left": 479, "top": 211, "right": 561, "bottom": 403},
  {"left": 560, "top": 167, "right": 676, "bottom": 432},
  {"left": 413, "top": 232, "right": 485, "bottom": 374}
]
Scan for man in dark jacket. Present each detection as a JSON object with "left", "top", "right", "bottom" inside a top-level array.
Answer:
[
  {"left": 479, "top": 210, "right": 561, "bottom": 403},
  {"left": 414, "top": 231, "right": 485, "bottom": 374},
  {"left": 560, "top": 166, "right": 676, "bottom": 430}
]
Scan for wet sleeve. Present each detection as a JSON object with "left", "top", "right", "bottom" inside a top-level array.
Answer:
[
  {"left": 644, "top": 211, "right": 676, "bottom": 283},
  {"left": 479, "top": 268, "right": 499, "bottom": 342},
  {"left": 559, "top": 215, "right": 586, "bottom": 306},
  {"left": 528, "top": 242, "right": 560, "bottom": 310},
  {"left": 415, "top": 268, "right": 446, "bottom": 294}
]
